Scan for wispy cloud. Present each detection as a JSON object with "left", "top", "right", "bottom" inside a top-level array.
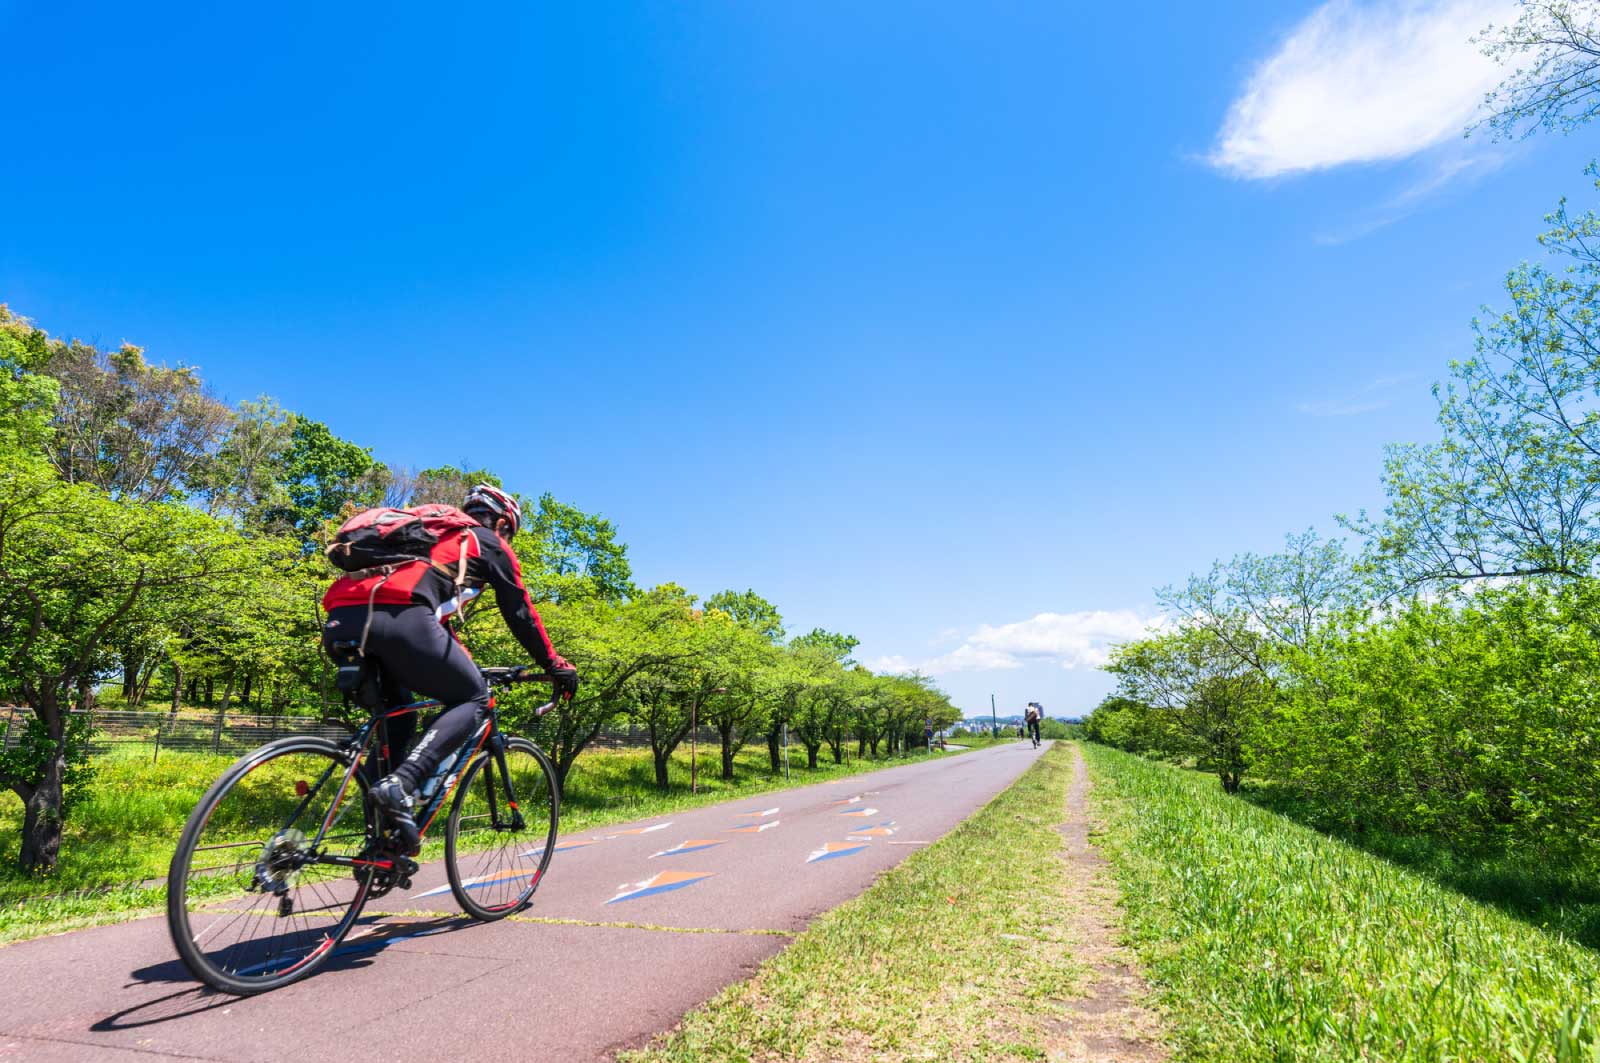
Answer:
[
  {"left": 1296, "top": 374, "right": 1418, "bottom": 416},
  {"left": 1312, "top": 149, "right": 1511, "bottom": 243},
  {"left": 1210, "top": 0, "right": 1515, "bottom": 180},
  {"left": 867, "top": 610, "right": 1162, "bottom": 675}
]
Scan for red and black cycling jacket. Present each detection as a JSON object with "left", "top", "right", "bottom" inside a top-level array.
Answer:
[{"left": 322, "top": 525, "right": 560, "bottom": 671}]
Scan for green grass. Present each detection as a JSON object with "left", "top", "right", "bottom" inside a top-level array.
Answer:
[
  {"left": 621, "top": 742, "right": 1084, "bottom": 1063},
  {"left": 0, "top": 739, "right": 965, "bottom": 944},
  {"left": 1082, "top": 743, "right": 1600, "bottom": 1063},
  {"left": 1242, "top": 782, "right": 1600, "bottom": 951}
]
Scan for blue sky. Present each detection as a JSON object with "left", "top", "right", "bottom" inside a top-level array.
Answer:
[{"left": 3, "top": 1, "right": 1594, "bottom": 717}]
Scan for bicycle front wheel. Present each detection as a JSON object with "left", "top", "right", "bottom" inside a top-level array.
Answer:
[
  {"left": 444, "top": 737, "right": 559, "bottom": 919},
  {"left": 166, "top": 737, "right": 377, "bottom": 994}
]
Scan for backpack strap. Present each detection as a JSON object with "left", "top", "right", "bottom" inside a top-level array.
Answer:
[{"left": 350, "top": 562, "right": 412, "bottom": 656}]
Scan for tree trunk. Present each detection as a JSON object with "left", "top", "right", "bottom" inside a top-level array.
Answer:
[
  {"left": 122, "top": 653, "right": 141, "bottom": 701},
  {"left": 133, "top": 658, "right": 157, "bottom": 707},
  {"left": 766, "top": 724, "right": 782, "bottom": 773},
  {"left": 653, "top": 747, "right": 670, "bottom": 789},
  {"left": 169, "top": 661, "right": 183, "bottom": 720},
  {"left": 204, "top": 677, "right": 213, "bottom": 706},
  {"left": 719, "top": 722, "right": 736, "bottom": 781},
  {"left": 805, "top": 744, "right": 819, "bottom": 769},
  {"left": 869, "top": 736, "right": 880, "bottom": 757},
  {"left": 18, "top": 730, "right": 67, "bottom": 873},
  {"left": 241, "top": 672, "right": 253, "bottom": 709}
]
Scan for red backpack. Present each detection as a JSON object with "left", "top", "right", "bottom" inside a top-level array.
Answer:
[{"left": 325, "top": 504, "right": 482, "bottom": 575}]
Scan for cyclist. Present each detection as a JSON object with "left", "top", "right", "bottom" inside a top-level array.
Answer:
[
  {"left": 1025, "top": 702, "right": 1042, "bottom": 747},
  {"left": 321, "top": 484, "right": 578, "bottom": 854}
]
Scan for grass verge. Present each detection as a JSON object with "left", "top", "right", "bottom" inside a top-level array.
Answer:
[
  {"left": 0, "top": 740, "right": 971, "bottom": 945},
  {"left": 621, "top": 742, "right": 1084, "bottom": 1063},
  {"left": 1082, "top": 742, "right": 1600, "bottom": 1063}
]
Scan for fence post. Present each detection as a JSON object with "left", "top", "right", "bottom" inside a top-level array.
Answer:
[
  {"left": 152, "top": 724, "right": 162, "bottom": 765},
  {"left": 213, "top": 712, "right": 223, "bottom": 755}
]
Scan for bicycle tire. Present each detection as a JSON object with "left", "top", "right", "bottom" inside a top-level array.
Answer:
[
  {"left": 166, "top": 736, "right": 376, "bottom": 994},
  {"left": 443, "top": 737, "right": 559, "bottom": 920}
]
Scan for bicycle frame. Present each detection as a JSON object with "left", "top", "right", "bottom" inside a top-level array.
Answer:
[{"left": 286, "top": 693, "right": 528, "bottom": 876}]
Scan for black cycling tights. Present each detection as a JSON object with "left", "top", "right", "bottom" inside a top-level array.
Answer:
[{"left": 324, "top": 604, "right": 490, "bottom": 793}]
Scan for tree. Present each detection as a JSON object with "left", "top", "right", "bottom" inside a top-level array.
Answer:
[
  {"left": 0, "top": 462, "right": 259, "bottom": 871},
  {"left": 192, "top": 398, "right": 294, "bottom": 527},
  {"left": 392, "top": 465, "right": 502, "bottom": 509},
  {"left": 473, "top": 588, "right": 689, "bottom": 787},
  {"left": 791, "top": 627, "right": 859, "bottom": 662},
  {"left": 1107, "top": 627, "right": 1267, "bottom": 793},
  {"left": 41, "top": 336, "right": 232, "bottom": 503},
  {"left": 706, "top": 588, "right": 785, "bottom": 642},
  {"left": 1478, "top": 1, "right": 1600, "bottom": 140},
  {"left": 524, "top": 493, "right": 634, "bottom": 603},
  {"left": 260, "top": 415, "right": 387, "bottom": 542},
  {"left": 1349, "top": 181, "right": 1600, "bottom": 588},
  {"left": 1161, "top": 529, "right": 1362, "bottom": 671},
  {"left": 0, "top": 307, "right": 59, "bottom": 455}
]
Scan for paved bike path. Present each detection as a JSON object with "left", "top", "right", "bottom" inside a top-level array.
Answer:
[{"left": 0, "top": 741, "right": 1050, "bottom": 1062}]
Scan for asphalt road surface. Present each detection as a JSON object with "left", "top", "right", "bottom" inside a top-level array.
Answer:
[{"left": 0, "top": 740, "right": 1050, "bottom": 1062}]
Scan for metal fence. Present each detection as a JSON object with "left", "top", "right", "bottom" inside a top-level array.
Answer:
[{"left": 0, "top": 706, "right": 729, "bottom": 761}]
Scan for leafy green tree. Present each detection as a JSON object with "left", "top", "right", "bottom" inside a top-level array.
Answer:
[
  {"left": 193, "top": 398, "right": 293, "bottom": 527},
  {"left": 0, "top": 462, "right": 260, "bottom": 871},
  {"left": 524, "top": 493, "right": 633, "bottom": 602},
  {"left": 1478, "top": 1, "right": 1600, "bottom": 140},
  {"left": 1350, "top": 178, "right": 1600, "bottom": 588},
  {"left": 42, "top": 338, "right": 232, "bottom": 502},
  {"left": 1107, "top": 627, "right": 1267, "bottom": 793},
  {"left": 0, "top": 307, "right": 59, "bottom": 455},
  {"left": 706, "top": 588, "right": 785, "bottom": 642},
  {"left": 260, "top": 415, "right": 386, "bottom": 541},
  {"left": 791, "top": 627, "right": 859, "bottom": 662}
]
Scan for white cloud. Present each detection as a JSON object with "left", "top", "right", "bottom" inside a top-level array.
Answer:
[
  {"left": 1211, "top": 0, "right": 1515, "bottom": 179},
  {"left": 1296, "top": 373, "right": 1418, "bottom": 416},
  {"left": 871, "top": 610, "right": 1161, "bottom": 676}
]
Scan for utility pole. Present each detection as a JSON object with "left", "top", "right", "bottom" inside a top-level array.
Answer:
[{"left": 990, "top": 693, "right": 997, "bottom": 739}]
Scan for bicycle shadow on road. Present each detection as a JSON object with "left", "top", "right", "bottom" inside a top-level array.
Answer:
[{"left": 94, "top": 914, "right": 479, "bottom": 1032}]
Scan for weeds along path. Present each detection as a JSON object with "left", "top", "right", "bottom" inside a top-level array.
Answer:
[
  {"left": 0, "top": 742, "right": 1048, "bottom": 1063},
  {"left": 1083, "top": 743, "right": 1600, "bottom": 1063}
]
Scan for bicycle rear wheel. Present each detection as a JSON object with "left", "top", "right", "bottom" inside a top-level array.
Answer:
[
  {"left": 444, "top": 737, "right": 559, "bottom": 919},
  {"left": 166, "top": 737, "right": 377, "bottom": 994}
]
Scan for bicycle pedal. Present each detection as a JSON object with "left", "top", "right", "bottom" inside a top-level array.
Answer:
[
  {"left": 398, "top": 857, "right": 419, "bottom": 876},
  {"left": 397, "top": 877, "right": 412, "bottom": 891}
]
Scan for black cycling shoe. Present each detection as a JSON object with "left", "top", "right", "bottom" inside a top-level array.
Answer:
[{"left": 370, "top": 775, "right": 421, "bottom": 856}]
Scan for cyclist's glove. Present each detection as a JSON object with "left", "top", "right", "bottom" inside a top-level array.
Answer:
[{"left": 550, "top": 654, "right": 580, "bottom": 701}]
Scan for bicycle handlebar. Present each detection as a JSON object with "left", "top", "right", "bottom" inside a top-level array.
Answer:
[
  {"left": 480, "top": 665, "right": 565, "bottom": 717},
  {"left": 479, "top": 666, "right": 554, "bottom": 686}
]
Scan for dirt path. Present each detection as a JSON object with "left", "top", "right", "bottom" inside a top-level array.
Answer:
[{"left": 1049, "top": 744, "right": 1168, "bottom": 1062}]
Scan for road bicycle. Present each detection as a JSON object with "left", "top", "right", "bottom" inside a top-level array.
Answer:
[{"left": 166, "top": 651, "right": 560, "bottom": 995}]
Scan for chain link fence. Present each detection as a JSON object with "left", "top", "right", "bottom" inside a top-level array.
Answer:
[{"left": 0, "top": 706, "right": 724, "bottom": 761}]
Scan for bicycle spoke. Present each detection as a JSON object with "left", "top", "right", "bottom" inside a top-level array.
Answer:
[
  {"left": 445, "top": 739, "right": 558, "bottom": 918},
  {"left": 170, "top": 741, "right": 376, "bottom": 992}
]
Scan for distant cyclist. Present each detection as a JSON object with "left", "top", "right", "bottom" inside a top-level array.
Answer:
[
  {"left": 321, "top": 484, "right": 578, "bottom": 853},
  {"left": 1025, "top": 703, "right": 1042, "bottom": 748}
]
